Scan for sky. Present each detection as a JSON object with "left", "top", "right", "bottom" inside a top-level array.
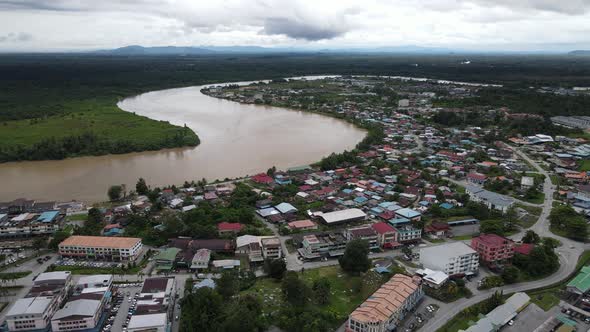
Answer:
[{"left": 1, "top": 0, "right": 590, "bottom": 52}]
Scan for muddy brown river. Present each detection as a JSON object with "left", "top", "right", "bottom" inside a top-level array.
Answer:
[{"left": 0, "top": 81, "right": 365, "bottom": 203}]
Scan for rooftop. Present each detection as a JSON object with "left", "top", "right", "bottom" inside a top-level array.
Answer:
[
  {"left": 349, "top": 274, "right": 419, "bottom": 323},
  {"left": 6, "top": 296, "right": 53, "bottom": 317},
  {"left": 420, "top": 242, "right": 477, "bottom": 259},
  {"left": 52, "top": 299, "right": 101, "bottom": 320},
  {"left": 59, "top": 235, "right": 141, "bottom": 249},
  {"left": 319, "top": 208, "right": 366, "bottom": 224}
]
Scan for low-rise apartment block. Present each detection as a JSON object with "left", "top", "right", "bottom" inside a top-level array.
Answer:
[
  {"left": 298, "top": 232, "right": 347, "bottom": 260},
  {"left": 5, "top": 271, "right": 73, "bottom": 332},
  {"left": 346, "top": 225, "right": 379, "bottom": 250},
  {"left": 128, "top": 277, "right": 176, "bottom": 332},
  {"left": 58, "top": 235, "right": 143, "bottom": 261},
  {"left": 471, "top": 234, "right": 514, "bottom": 266},
  {"left": 347, "top": 274, "right": 423, "bottom": 332},
  {"left": 420, "top": 242, "right": 479, "bottom": 276},
  {"left": 371, "top": 222, "right": 400, "bottom": 249},
  {"left": 394, "top": 225, "right": 422, "bottom": 243}
]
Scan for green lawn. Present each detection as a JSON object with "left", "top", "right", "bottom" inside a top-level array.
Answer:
[
  {"left": 451, "top": 235, "right": 474, "bottom": 241},
  {"left": 0, "top": 99, "right": 199, "bottom": 160},
  {"left": 579, "top": 160, "right": 590, "bottom": 172},
  {"left": 521, "top": 193, "right": 545, "bottom": 205},
  {"left": 242, "top": 265, "right": 391, "bottom": 328},
  {"left": 66, "top": 214, "right": 88, "bottom": 222},
  {"left": 0, "top": 271, "right": 31, "bottom": 280},
  {"left": 550, "top": 175, "right": 561, "bottom": 186},
  {"left": 529, "top": 291, "right": 561, "bottom": 311}
]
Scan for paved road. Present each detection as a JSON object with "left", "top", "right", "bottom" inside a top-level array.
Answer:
[{"left": 421, "top": 146, "right": 585, "bottom": 331}]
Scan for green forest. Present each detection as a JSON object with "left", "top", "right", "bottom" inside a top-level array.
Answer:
[{"left": 2, "top": 53, "right": 590, "bottom": 162}]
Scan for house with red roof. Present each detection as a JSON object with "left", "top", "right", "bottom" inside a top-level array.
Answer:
[
  {"left": 251, "top": 173, "right": 274, "bottom": 184},
  {"left": 424, "top": 222, "right": 450, "bottom": 238},
  {"left": 371, "top": 222, "right": 400, "bottom": 249},
  {"left": 471, "top": 234, "right": 514, "bottom": 265},
  {"left": 217, "top": 222, "right": 244, "bottom": 235},
  {"left": 466, "top": 172, "right": 488, "bottom": 185}
]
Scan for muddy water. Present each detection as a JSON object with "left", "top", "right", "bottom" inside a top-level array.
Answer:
[{"left": 0, "top": 83, "right": 365, "bottom": 202}]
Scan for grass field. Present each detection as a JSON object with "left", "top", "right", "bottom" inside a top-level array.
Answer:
[
  {"left": 242, "top": 265, "right": 390, "bottom": 329},
  {"left": 0, "top": 271, "right": 31, "bottom": 280},
  {"left": 0, "top": 99, "right": 197, "bottom": 150},
  {"left": 579, "top": 160, "right": 590, "bottom": 172}
]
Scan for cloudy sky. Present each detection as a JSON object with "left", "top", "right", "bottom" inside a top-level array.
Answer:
[{"left": 1, "top": 0, "right": 590, "bottom": 52}]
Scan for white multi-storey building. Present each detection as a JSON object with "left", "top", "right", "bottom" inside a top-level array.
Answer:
[
  {"left": 58, "top": 235, "right": 143, "bottom": 261},
  {"left": 419, "top": 242, "right": 479, "bottom": 276}
]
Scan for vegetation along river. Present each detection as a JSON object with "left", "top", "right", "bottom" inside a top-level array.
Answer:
[{"left": 0, "top": 80, "right": 366, "bottom": 203}]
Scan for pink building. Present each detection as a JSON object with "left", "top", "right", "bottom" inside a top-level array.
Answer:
[
  {"left": 471, "top": 234, "right": 514, "bottom": 265},
  {"left": 371, "top": 222, "right": 400, "bottom": 249}
]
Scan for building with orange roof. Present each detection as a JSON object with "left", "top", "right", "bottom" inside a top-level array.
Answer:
[
  {"left": 58, "top": 235, "right": 143, "bottom": 261},
  {"left": 347, "top": 274, "right": 423, "bottom": 332}
]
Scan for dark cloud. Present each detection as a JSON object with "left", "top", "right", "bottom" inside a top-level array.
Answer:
[
  {"left": 263, "top": 17, "right": 347, "bottom": 40},
  {"left": 0, "top": 32, "right": 33, "bottom": 43}
]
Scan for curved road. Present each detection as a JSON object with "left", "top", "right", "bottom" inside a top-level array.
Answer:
[{"left": 421, "top": 146, "right": 586, "bottom": 331}]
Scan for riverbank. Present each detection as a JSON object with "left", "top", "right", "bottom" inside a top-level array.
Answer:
[{"left": 0, "top": 98, "right": 199, "bottom": 163}]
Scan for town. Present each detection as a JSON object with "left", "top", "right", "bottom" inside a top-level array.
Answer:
[{"left": 2, "top": 76, "right": 590, "bottom": 332}]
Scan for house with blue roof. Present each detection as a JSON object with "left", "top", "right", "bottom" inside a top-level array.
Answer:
[
  {"left": 395, "top": 208, "right": 422, "bottom": 222},
  {"left": 274, "top": 175, "right": 292, "bottom": 185},
  {"left": 387, "top": 216, "right": 411, "bottom": 226},
  {"left": 440, "top": 203, "right": 454, "bottom": 210},
  {"left": 37, "top": 210, "right": 59, "bottom": 223},
  {"left": 354, "top": 196, "right": 369, "bottom": 206}
]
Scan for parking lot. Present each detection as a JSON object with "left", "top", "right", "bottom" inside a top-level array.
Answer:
[
  {"left": 399, "top": 300, "right": 440, "bottom": 331},
  {"left": 448, "top": 224, "right": 480, "bottom": 238},
  {"left": 109, "top": 284, "right": 143, "bottom": 332},
  {"left": 55, "top": 257, "right": 124, "bottom": 269}
]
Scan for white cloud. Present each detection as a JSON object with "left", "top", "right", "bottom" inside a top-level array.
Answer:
[{"left": 0, "top": 0, "right": 589, "bottom": 51}]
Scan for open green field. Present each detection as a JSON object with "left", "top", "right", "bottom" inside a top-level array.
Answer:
[
  {"left": 579, "top": 160, "right": 590, "bottom": 172},
  {"left": 241, "top": 265, "right": 390, "bottom": 329},
  {"left": 0, "top": 99, "right": 198, "bottom": 162}
]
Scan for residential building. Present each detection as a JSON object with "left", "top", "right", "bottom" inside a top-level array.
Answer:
[
  {"left": 235, "top": 235, "right": 282, "bottom": 263},
  {"left": 154, "top": 247, "right": 181, "bottom": 272},
  {"left": 416, "top": 268, "right": 449, "bottom": 289},
  {"left": 567, "top": 266, "right": 590, "bottom": 295},
  {"left": 261, "top": 237, "right": 282, "bottom": 259},
  {"left": 51, "top": 291, "right": 109, "bottom": 332},
  {"left": 521, "top": 176, "right": 534, "bottom": 190},
  {"left": 347, "top": 274, "right": 423, "bottom": 332},
  {"left": 5, "top": 271, "right": 73, "bottom": 332},
  {"left": 298, "top": 232, "right": 347, "bottom": 260},
  {"left": 217, "top": 222, "right": 244, "bottom": 235},
  {"left": 424, "top": 222, "right": 450, "bottom": 238},
  {"left": 419, "top": 242, "right": 479, "bottom": 276},
  {"left": 371, "top": 222, "right": 399, "bottom": 249},
  {"left": 58, "top": 235, "right": 143, "bottom": 261},
  {"left": 317, "top": 208, "right": 367, "bottom": 225},
  {"left": 128, "top": 277, "right": 175, "bottom": 332},
  {"left": 395, "top": 208, "right": 422, "bottom": 222},
  {"left": 190, "top": 249, "right": 211, "bottom": 271},
  {"left": 346, "top": 226, "right": 379, "bottom": 250},
  {"left": 464, "top": 184, "right": 515, "bottom": 213},
  {"left": 466, "top": 172, "right": 488, "bottom": 185},
  {"left": 287, "top": 219, "right": 318, "bottom": 231},
  {"left": 394, "top": 225, "right": 422, "bottom": 243},
  {"left": 471, "top": 234, "right": 514, "bottom": 266},
  {"left": 0, "top": 210, "right": 62, "bottom": 238}
]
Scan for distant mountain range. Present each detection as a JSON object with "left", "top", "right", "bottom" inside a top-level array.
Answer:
[
  {"left": 94, "top": 45, "right": 460, "bottom": 55},
  {"left": 569, "top": 50, "right": 590, "bottom": 56},
  {"left": 89, "top": 45, "right": 590, "bottom": 56}
]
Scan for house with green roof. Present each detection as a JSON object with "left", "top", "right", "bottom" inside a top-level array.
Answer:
[
  {"left": 154, "top": 247, "right": 181, "bottom": 271},
  {"left": 567, "top": 266, "right": 590, "bottom": 295}
]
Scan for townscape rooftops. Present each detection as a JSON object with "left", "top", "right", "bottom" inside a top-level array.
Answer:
[
  {"left": 473, "top": 233, "right": 512, "bottom": 247},
  {"left": 35, "top": 271, "right": 71, "bottom": 283},
  {"left": 420, "top": 242, "right": 476, "bottom": 259},
  {"left": 287, "top": 219, "right": 316, "bottom": 229},
  {"left": 318, "top": 208, "right": 366, "bottom": 224},
  {"left": 59, "top": 235, "right": 141, "bottom": 249},
  {"left": 6, "top": 296, "right": 53, "bottom": 316},
  {"left": 350, "top": 274, "right": 419, "bottom": 323},
  {"left": 52, "top": 299, "right": 101, "bottom": 320},
  {"left": 128, "top": 313, "right": 167, "bottom": 329}
]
